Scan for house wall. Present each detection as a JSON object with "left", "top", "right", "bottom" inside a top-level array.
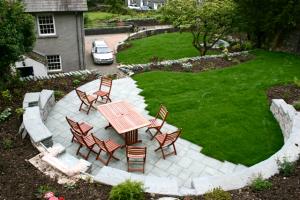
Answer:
[
  {"left": 33, "top": 12, "right": 85, "bottom": 73},
  {"left": 15, "top": 57, "right": 48, "bottom": 76}
]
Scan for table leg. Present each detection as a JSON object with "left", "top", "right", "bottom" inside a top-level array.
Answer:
[
  {"left": 122, "top": 129, "right": 142, "bottom": 148},
  {"left": 105, "top": 123, "right": 112, "bottom": 129}
]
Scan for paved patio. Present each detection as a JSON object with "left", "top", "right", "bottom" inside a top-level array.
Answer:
[{"left": 45, "top": 77, "right": 247, "bottom": 188}]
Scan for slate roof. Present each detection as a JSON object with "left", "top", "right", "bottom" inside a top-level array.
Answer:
[{"left": 23, "top": 0, "right": 88, "bottom": 12}]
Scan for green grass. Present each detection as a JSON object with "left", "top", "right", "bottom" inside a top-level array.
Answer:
[
  {"left": 84, "top": 11, "right": 159, "bottom": 28},
  {"left": 117, "top": 32, "right": 219, "bottom": 64},
  {"left": 133, "top": 50, "right": 300, "bottom": 166}
]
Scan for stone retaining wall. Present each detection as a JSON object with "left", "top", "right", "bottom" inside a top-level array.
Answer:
[
  {"left": 191, "top": 99, "right": 300, "bottom": 195},
  {"left": 118, "top": 51, "right": 249, "bottom": 76}
]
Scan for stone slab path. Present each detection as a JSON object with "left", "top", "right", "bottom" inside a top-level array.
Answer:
[{"left": 45, "top": 77, "right": 247, "bottom": 188}]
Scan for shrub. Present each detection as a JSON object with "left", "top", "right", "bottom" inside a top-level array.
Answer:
[
  {"left": 294, "top": 77, "right": 300, "bottom": 88},
  {"left": 204, "top": 187, "right": 232, "bottom": 200},
  {"left": 54, "top": 90, "right": 65, "bottom": 99},
  {"left": 1, "top": 90, "right": 12, "bottom": 102},
  {"left": 36, "top": 185, "right": 55, "bottom": 199},
  {"left": 2, "top": 138, "right": 13, "bottom": 150},
  {"left": 241, "top": 41, "right": 253, "bottom": 50},
  {"left": 277, "top": 158, "right": 296, "bottom": 176},
  {"left": 109, "top": 180, "right": 144, "bottom": 200},
  {"left": 15, "top": 107, "right": 25, "bottom": 118},
  {"left": 231, "top": 44, "right": 241, "bottom": 52},
  {"left": 250, "top": 175, "right": 272, "bottom": 191},
  {"left": 0, "top": 108, "right": 12, "bottom": 123},
  {"left": 294, "top": 101, "right": 300, "bottom": 110},
  {"left": 73, "top": 79, "right": 81, "bottom": 86}
]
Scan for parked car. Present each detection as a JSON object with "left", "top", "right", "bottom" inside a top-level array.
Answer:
[{"left": 91, "top": 40, "right": 114, "bottom": 65}]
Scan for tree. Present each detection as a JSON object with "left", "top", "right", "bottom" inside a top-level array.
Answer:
[
  {"left": 161, "top": 0, "right": 237, "bottom": 56},
  {"left": 234, "top": 0, "right": 300, "bottom": 48},
  {"left": 0, "top": 0, "right": 35, "bottom": 82},
  {"left": 105, "top": 0, "right": 125, "bottom": 14}
]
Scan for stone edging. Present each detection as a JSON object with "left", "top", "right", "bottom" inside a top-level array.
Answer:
[
  {"left": 19, "top": 69, "right": 93, "bottom": 81},
  {"left": 117, "top": 51, "right": 249, "bottom": 76},
  {"left": 21, "top": 90, "right": 92, "bottom": 176},
  {"left": 191, "top": 99, "right": 300, "bottom": 195}
]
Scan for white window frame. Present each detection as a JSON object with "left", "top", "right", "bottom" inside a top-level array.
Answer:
[
  {"left": 37, "top": 14, "right": 56, "bottom": 36},
  {"left": 46, "top": 55, "right": 62, "bottom": 72}
]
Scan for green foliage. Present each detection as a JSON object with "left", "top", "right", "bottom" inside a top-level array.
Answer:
[
  {"left": 54, "top": 90, "right": 65, "bottom": 99},
  {"left": 117, "top": 32, "right": 220, "bottom": 64},
  {"left": 73, "top": 79, "right": 81, "bottom": 86},
  {"left": 294, "top": 101, "right": 300, "bottom": 110},
  {"left": 250, "top": 175, "right": 272, "bottom": 191},
  {"left": 109, "top": 180, "right": 144, "bottom": 200},
  {"left": 133, "top": 50, "right": 300, "bottom": 165},
  {"left": 294, "top": 77, "right": 300, "bottom": 88},
  {"left": 15, "top": 107, "right": 25, "bottom": 118},
  {"left": 204, "top": 187, "right": 232, "bottom": 200},
  {"left": 161, "top": 0, "right": 237, "bottom": 56},
  {"left": 234, "top": 0, "right": 300, "bottom": 48},
  {"left": 1, "top": 90, "right": 12, "bottom": 102},
  {"left": 0, "top": 108, "right": 12, "bottom": 123},
  {"left": 277, "top": 158, "right": 296, "bottom": 176},
  {"left": 36, "top": 185, "right": 55, "bottom": 199},
  {"left": 105, "top": 0, "right": 127, "bottom": 14},
  {"left": 2, "top": 138, "right": 13, "bottom": 150},
  {"left": 64, "top": 183, "right": 77, "bottom": 190},
  {"left": 0, "top": 0, "right": 36, "bottom": 82}
]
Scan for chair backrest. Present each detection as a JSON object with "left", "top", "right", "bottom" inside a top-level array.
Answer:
[
  {"left": 71, "top": 129, "right": 85, "bottom": 146},
  {"left": 162, "top": 129, "right": 182, "bottom": 146},
  {"left": 75, "top": 89, "right": 89, "bottom": 103},
  {"left": 126, "top": 146, "right": 147, "bottom": 158},
  {"left": 92, "top": 135, "right": 108, "bottom": 152},
  {"left": 156, "top": 104, "right": 168, "bottom": 125},
  {"left": 66, "top": 116, "right": 81, "bottom": 133},
  {"left": 99, "top": 77, "right": 112, "bottom": 94}
]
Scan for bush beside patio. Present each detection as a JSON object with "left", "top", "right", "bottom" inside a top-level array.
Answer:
[{"left": 133, "top": 50, "right": 300, "bottom": 166}]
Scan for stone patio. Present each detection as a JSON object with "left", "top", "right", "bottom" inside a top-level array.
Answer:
[{"left": 45, "top": 77, "right": 247, "bottom": 188}]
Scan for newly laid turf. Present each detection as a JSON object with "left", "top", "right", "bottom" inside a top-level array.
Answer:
[
  {"left": 117, "top": 32, "right": 219, "bottom": 64},
  {"left": 133, "top": 50, "right": 300, "bottom": 166}
]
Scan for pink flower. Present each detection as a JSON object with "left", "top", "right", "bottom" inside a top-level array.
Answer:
[
  {"left": 49, "top": 197, "right": 59, "bottom": 200},
  {"left": 44, "top": 192, "right": 55, "bottom": 199}
]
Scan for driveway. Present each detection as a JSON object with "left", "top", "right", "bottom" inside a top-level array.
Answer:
[{"left": 85, "top": 33, "right": 129, "bottom": 75}]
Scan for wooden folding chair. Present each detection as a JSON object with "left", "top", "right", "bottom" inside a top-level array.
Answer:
[
  {"left": 146, "top": 104, "right": 169, "bottom": 139},
  {"left": 71, "top": 129, "right": 96, "bottom": 160},
  {"left": 93, "top": 135, "right": 121, "bottom": 166},
  {"left": 75, "top": 89, "right": 97, "bottom": 114},
  {"left": 93, "top": 77, "right": 112, "bottom": 103},
  {"left": 126, "top": 146, "right": 147, "bottom": 173},
  {"left": 154, "top": 129, "right": 182, "bottom": 159},
  {"left": 66, "top": 116, "right": 93, "bottom": 142}
]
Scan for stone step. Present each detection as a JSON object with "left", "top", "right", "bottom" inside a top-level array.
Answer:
[{"left": 94, "top": 166, "right": 179, "bottom": 195}]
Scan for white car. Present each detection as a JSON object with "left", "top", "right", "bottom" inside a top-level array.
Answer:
[{"left": 92, "top": 40, "right": 114, "bottom": 65}]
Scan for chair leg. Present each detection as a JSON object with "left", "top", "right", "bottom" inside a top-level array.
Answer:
[
  {"left": 173, "top": 143, "right": 177, "bottom": 155},
  {"left": 76, "top": 144, "right": 82, "bottom": 155},
  {"left": 151, "top": 129, "right": 160, "bottom": 140},
  {"left": 79, "top": 102, "right": 84, "bottom": 111},
  {"left": 154, "top": 146, "right": 162, "bottom": 152},
  {"left": 87, "top": 104, "right": 92, "bottom": 115},
  {"left": 161, "top": 148, "right": 166, "bottom": 159},
  {"left": 96, "top": 149, "right": 102, "bottom": 160}
]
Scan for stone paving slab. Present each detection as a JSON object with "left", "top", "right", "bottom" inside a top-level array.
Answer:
[{"left": 45, "top": 77, "right": 246, "bottom": 190}]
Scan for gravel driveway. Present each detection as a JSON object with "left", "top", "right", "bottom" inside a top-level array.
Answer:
[{"left": 85, "top": 33, "right": 129, "bottom": 75}]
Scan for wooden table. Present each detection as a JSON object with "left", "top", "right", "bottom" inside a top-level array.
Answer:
[{"left": 98, "top": 101, "right": 150, "bottom": 146}]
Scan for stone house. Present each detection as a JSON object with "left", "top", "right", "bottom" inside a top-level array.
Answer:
[{"left": 22, "top": 0, "right": 88, "bottom": 74}]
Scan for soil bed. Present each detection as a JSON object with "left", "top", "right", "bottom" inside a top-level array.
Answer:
[
  {"left": 267, "top": 84, "right": 300, "bottom": 110},
  {"left": 145, "top": 54, "right": 254, "bottom": 73}
]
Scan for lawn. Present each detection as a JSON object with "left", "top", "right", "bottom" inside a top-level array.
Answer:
[
  {"left": 133, "top": 50, "right": 300, "bottom": 166},
  {"left": 84, "top": 11, "right": 159, "bottom": 28},
  {"left": 117, "top": 32, "right": 219, "bottom": 64}
]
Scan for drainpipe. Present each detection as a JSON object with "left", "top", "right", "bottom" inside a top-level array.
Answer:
[{"left": 75, "top": 12, "right": 83, "bottom": 70}]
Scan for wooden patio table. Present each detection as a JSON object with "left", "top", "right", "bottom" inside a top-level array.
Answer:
[{"left": 98, "top": 100, "right": 150, "bottom": 147}]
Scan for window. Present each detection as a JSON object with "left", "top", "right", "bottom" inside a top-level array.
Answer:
[
  {"left": 37, "top": 15, "right": 56, "bottom": 36},
  {"left": 47, "top": 55, "right": 62, "bottom": 71}
]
